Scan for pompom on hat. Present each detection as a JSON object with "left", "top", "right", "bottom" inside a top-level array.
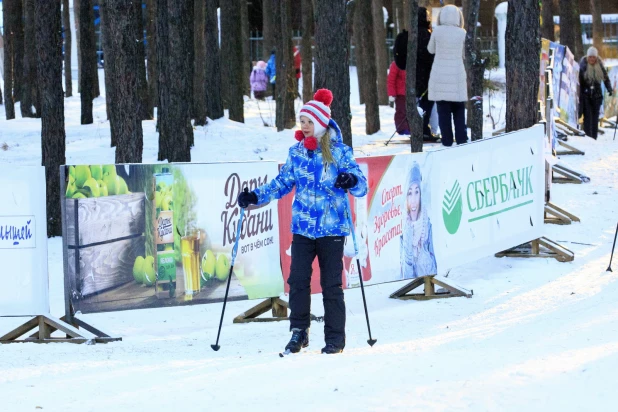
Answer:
[{"left": 298, "top": 89, "right": 333, "bottom": 139}]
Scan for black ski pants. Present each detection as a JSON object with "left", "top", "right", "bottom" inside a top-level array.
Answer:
[
  {"left": 288, "top": 234, "right": 346, "bottom": 348},
  {"left": 437, "top": 101, "right": 468, "bottom": 146},
  {"left": 581, "top": 94, "right": 601, "bottom": 139}
]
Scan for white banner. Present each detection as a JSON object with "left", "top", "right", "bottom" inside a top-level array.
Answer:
[
  {"left": 431, "top": 125, "right": 545, "bottom": 268},
  {"left": 0, "top": 166, "right": 49, "bottom": 316}
]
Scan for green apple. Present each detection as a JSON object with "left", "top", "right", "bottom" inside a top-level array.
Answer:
[
  {"left": 117, "top": 176, "right": 129, "bottom": 195},
  {"left": 72, "top": 192, "right": 87, "bottom": 199},
  {"left": 103, "top": 175, "right": 119, "bottom": 196},
  {"left": 90, "top": 165, "right": 103, "bottom": 181},
  {"left": 65, "top": 182, "right": 77, "bottom": 198},
  {"left": 143, "top": 255, "right": 156, "bottom": 286},
  {"left": 98, "top": 180, "right": 108, "bottom": 197},
  {"left": 215, "top": 253, "right": 230, "bottom": 281},
  {"left": 133, "top": 256, "right": 145, "bottom": 284},
  {"left": 201, "top": 250, "right": 216, "bottom": 282},
  {"left": 103, "top": 165, "right": 117, "bottom": 178},
  {"left": 74, "top": 165, "right": 91, "bottom": 188},
  {"left": 161, "top": 194, "right": 173, "bottom": 211},
  {"left": 82, "top": 178, "right": 100, "bottom": 197}
]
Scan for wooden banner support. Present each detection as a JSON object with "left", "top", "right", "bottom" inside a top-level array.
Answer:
[
  {"left": 495, "top": 237, "right": 574, "bottom": 262},
  {"left": 32, "top": 314, "right": 120, "bottom": 344},
  {"left": 552, "top": 163, "right": 589, "bottom": 184},
  {"left": 555, "top": 118, "right": 585, "bottom": 136},
  {"left": 600, "top": 118, "right": 616, "bottom": 128},
  {"left": 544, "top": 202, "right": 581, "bottom": 225},
  {"left": 0, "top": 314, "right": 96, "bottom": 344},
  {"left": 556, "top": 140, "right": 585, "bottom": 156},
  {"left": 389, "top": 275, "right": 472, "bottom": 301},
  {"left": 233, "top": 297, "right": 290, "bottom": 323}
]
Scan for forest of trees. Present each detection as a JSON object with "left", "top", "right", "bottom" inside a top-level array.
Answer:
[{"left": 2, "top": 0, "right": 596, "bottom": 236}]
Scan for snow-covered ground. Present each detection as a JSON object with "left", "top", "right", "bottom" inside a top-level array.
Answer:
[{"left": 1, "top": 69, "right": 618, "bottom": 411}]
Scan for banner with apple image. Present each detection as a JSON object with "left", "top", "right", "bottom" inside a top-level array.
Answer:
[
  {"left": 61, "top": 162, "right": 284, "bottom": 314},
  {"left": 0, "top": 165, "right": 49, "bottom": 316},
  {"left": 603, "top": 64, "right": 618, "bottom": 120}
]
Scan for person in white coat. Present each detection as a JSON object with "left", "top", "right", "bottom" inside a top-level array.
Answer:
[{"left": 427, "top": 5, "right": 468, "bottom": 146}]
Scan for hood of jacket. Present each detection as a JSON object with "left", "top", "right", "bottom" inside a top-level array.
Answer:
[
  {"left": 438, "top": 5, "right": 464, "bottom": 28},
  {"left": 394, "top": 30, "right": 409, "bottom": 70}
]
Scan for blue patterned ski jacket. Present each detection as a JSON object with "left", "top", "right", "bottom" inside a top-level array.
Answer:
[{"left": 254, "top": 119, "right": 368, "bottom": 239}]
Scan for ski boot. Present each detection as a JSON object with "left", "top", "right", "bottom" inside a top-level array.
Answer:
[{"left": 285, "top": 328, "right": 309, "bottom": 354}]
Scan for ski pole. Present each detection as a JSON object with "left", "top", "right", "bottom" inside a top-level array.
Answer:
[
  {"left": 385, "top": 116, "right": 409, "bottom": 147},
  {"left": 211, "top": 190, "right": 247, "bottom": 351},
  {"left": 608, "top": 221, "right": 618, "bottom": 272},
  {"left": 613, "top": 118, "right": 617, "bottom": 141},
  {"left": 343, "top": 192, "right": 377, "bottom": 347}
]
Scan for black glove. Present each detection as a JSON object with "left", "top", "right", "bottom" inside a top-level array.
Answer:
[
  {"left": 237, "top": 189, "right": 258, "bottom": 208},
  {"left": 334, "top": 173, "right": 358, "bottom": 190}
]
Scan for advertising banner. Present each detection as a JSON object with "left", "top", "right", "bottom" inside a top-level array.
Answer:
[
  {"left": 0, "top": 166, "right": 49, "bottom": 316},
  {"left": 603, "top": 64, "right": 618, "bottom": 120},
  {"left": 557, "top": 47, "right": 580, "bottom": 128},
  {"left": 549, "top": 41, "right": 565, "bottom": 120},
  {"left": 62, "top": 162, "right": 283, "bottom": 314},
  {"left": 277, "top": 126, "right": 545, "bottom": 293},
  {"left": 539, "top": 38, "right": 551, "bottom": 103}
]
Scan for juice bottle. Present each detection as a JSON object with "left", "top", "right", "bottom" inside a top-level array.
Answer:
[{"left": 154, "top": 168, "right": 176, "bottom": 299}]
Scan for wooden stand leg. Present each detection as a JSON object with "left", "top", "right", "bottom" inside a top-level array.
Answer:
[
  {"left": 233, "top": 298, "right": 290, "bottom": 323},
  {"left": 495, "top": 237, "right": 574, "bottom": 262},
  {"left": 390, "top": 275, "right": 473, "bottom": 301},
  {"left": 552, "top": 163, "right": 590, "bottom": 184},
  {"left": 0, "top": 315, "right": 91, "bottom": 344},
  {"left": 556, "top": 140, "right": 585, "bottom": 156},
  {"left": 544, "top": 202, "right": 581, "bottom": 225}
]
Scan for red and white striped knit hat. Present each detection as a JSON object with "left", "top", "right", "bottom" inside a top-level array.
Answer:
[{"left": 299, "top": 89, "right": 334, "bottom": 138}]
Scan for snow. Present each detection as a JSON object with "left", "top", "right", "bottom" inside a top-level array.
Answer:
[{"left": 2, "top": 67, "right": 618, "bottom": 411}]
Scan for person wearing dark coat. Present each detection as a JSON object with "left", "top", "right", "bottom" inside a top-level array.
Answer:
[
  {"left": 579, "top": 46, "right": 613, "bottom": 139},
  {"left": 386, "top": 8, "right": 437, "bottom": 139}
]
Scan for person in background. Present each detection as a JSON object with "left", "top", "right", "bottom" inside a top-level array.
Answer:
[
  {"left": 579, "top": 46, "right": 613, "bottom": 139},
  {"left": 265, "top": 49, "right": 277, "bottom": 97},
  {"left": 237, "top": 89, "right": 368, "bottom": 355},
  {"left": 250, "top": 61, "right": 269, "bottom": 100},
  {"left": 427, "top": 5, "right": 468, "bottom": 147},
  {"left": 417, "top": 7, "right": 438, "bottom": 141},
  {"left": 387, "top": 30, "right": 410, "bottom": 136},
  {"left": 294, "top": 46, "right": 302, "bottom": 98}
]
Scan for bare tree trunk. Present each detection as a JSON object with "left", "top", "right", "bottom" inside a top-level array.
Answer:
[
  {"left": 394, "top": 0, "right": 404, "bottom": 35},
  {"left": 103, "top": 0, "right": 144, "bottom": 164},
  {"left": 3, "top": 0, "right": 16, "bottom": 119},
  {"left": 100, "top": 3, "right": 117, "bottom": 145},
  {"left": 146, "top": 0, "right": 158, "bottom": 119},
  {"left": 74, "top": 0, "right": 81, "bottom": 93},
  {"left": 13, "top": 0, "right": 24, "bottom": 104},
  {"left": 79, "top": 0, "right": 95, "bottom": 124},
  {"left": 401, "top": 0, "right": 410, "bottom": 31},
  {"left": 156, "top": 0, "right": 169, "bottom": 160},
  {"left": 464, "top": 0, "right": 485, "bottom": 140},
  {"left": 21, "top": 0, "right": 39, "bottom": 118},
  {"left": 193, "top": 0, "right": 207, "bottom": 125},
  {"left": 558, "top": 0, "right": 583, "bottom": 58},
  {"left": 590, "top": 0, "right": 603, "bottom": 52},
  {"left": 358, "top": 0, "right": 380, "bottom": 134},
  {"left": 36, "top": 0, "right": 66, "bottom": 237},
  {"left": 314, "top": 0, "right": 353, "bottom": 146},
  {"left": 353, "top": 4, "right": 366, "bottom": 105},
  {"left": 406, "top": 0, "right": 422, "bottom": 152},
  {"left": 135, "top": 1, "right": 150, "bottom": 120},
  {"left": 62, "top": 0, "right": 73, "bottom": 97},
  {"left": 273, "top": 0, "right": 295, "bottom": 130},
  {"left": 221, "top": 0, "right": 245, "bottom": 123},
  {"left": 263, "top": 0, "right": 275, "bottom": 61},
  {"left": 158, "top": 0, "right": 193, "bottom": 161},
  {"left": 241, "top": 0, "right": 251, "bottom": 97},
  {"left": 205, "top": 0, "right": 224, "bottom": 119},
  {"left": 301, "top": 0, "right": 314, "bottom": 103},
  {"left": 506, "top": 0, "right": 540, "bottom": 132},
  {"left": 372, "top": 0, "right": 388, "bottom": 105},
  {"left": 541, "top": 0, "right": 555, "bottom": 41}
]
